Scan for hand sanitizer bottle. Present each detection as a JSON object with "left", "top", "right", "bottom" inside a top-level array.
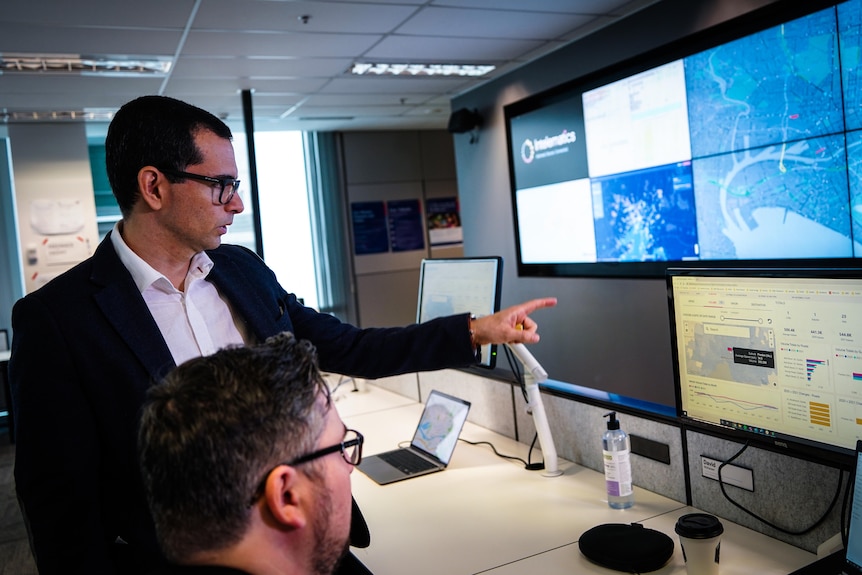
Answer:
[{"left": 602, "top": 411, "right": 634, "bottom": 509}]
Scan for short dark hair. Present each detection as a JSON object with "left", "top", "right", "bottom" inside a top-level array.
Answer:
[
  {"left": 105, "top": 95, "right": 233, "bottom": 217},
  {"left": 138, "top": 332, "right": 329, "bottom": 562}
]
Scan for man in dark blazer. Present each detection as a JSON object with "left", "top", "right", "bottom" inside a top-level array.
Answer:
[{"left": 8, "top": 95, "right": 556, "bottom": 575}]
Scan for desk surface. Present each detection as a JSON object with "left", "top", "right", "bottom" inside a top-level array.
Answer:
[{"left": 336, "top": 383, "right": 817, "bottom": 575}]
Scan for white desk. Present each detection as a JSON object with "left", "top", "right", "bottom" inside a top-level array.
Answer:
[{"left": 340, "top": 384, "right": 817, "bottom": 575}]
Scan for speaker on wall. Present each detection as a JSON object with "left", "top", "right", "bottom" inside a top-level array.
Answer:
[{"left": 447, "top": 108, "right": 482, "bottom": 134}]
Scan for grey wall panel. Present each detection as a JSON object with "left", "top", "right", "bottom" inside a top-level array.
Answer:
[
  {"left": 355, "top": 269, "right": 419, "bottom": 328},
  {"left": 342, "top": 131, "right": 423, "bottom": 185},
  {"left": 517, "top": 392, "right": 687, "bottom": 504},
  {"left": 685, "top": 430, "right": 845, "bottom": 553}
]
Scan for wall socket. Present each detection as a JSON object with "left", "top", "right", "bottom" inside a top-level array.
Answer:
[{"left": 700, "top": 456, "right": 755, "bottom": 491}]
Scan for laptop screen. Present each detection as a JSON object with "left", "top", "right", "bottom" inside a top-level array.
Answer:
[
  {"left": 410, "top": 391, "right": 471, "bottom": 464},
  {"left": 847, "top": 441, "right": 862, "bottom": 571}
]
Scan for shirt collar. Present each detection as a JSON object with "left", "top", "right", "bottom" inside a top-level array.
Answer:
[{"left": 110, "top": 221, "right": 214, "bottom": 293}]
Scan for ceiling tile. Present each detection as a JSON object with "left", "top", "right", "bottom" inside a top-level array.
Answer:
[
  {"left": 321, "top": 75, "right": 475, "bottom": 94},
  {"left": 365, "top": 35, "right": 544, "bottom": 61},
  {"left": 182, "top": 29, "right": 381, "bottom": 58},
  {"left": 397, "top": 7, "right": 594, "bottom": 40},
  {"left": 0, "top": 24, "right": 182, "bottom": 56},
  {"left": 194, "top": 0, "right": 419, "bottom": 33},
  {"left": 1, "top": 0, "right": 195, "bottom": 28},
  {"left": 166, "top": 77, "right": 330, "bottom": 95},
  {"left": 430, "top": 0, "right": 644, "bottom": 14}
]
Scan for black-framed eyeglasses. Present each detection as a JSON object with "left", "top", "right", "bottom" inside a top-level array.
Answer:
[
  {"left": 161, "top": 169, "right": 241, "bottom": 205},
  {"left": 249, "top": 428, "right": 363, "bottom": 506},
  {"left": 290, "top": 428, "right": 364, "bottom": 467}
]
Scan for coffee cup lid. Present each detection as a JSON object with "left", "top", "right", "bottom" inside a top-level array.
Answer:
[{"left": 674, "top": 513, "right": 724, "bottom": 539}]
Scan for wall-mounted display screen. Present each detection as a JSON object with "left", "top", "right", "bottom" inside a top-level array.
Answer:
[
  {"left": 667, "top": 267, "right": 862, "bottom": 467},
  {"left": 506, "top": 0, "right": 862, "bottom": 277}
]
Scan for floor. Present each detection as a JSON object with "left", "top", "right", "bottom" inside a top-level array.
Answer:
[{"left": 0, "top": 428, "right": 37, "bottom": 575}]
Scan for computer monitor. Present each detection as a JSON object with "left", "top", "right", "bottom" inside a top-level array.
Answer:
[
  {"left": 667, "top": 267, "right": 862, "bottom": 467},
  {"left": 417, "top": 257, "right": 503, "bottom": 368}
]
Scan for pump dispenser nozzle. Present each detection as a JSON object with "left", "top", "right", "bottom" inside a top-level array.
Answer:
[{"left": 604, "top": 411, "right": 620, "bottom": 430}]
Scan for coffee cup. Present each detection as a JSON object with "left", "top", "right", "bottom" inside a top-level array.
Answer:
[{"left": 674, "top": 513, "right": 724, "bottom": 575}]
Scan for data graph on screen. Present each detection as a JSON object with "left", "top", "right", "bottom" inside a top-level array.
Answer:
[{"left": 669, "top": 268, "right": 862, "bottom": 463}]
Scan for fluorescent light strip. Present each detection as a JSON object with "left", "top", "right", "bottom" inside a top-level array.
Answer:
[
  {"left": 0, "top": 53, "right": 172, "bottom": 76},
  {"left": 351, "top": 63, "right": 495, "bottom": 77},
  {"left": 0, "top": 109, "right": 116, "bottom": 123}
]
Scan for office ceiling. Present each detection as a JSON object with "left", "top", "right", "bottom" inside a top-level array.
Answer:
[{"left": 0, "top": 0, "right": 658, "bottom": 132}]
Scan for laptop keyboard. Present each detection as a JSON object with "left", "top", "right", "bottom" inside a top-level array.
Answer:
[{"left": 378, "top": 450, "right": 438, "bottom": 473}]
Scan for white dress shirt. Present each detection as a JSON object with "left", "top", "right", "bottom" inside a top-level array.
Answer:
[{"left": 110, "top": 222, "right": 248, "bottom": 366}]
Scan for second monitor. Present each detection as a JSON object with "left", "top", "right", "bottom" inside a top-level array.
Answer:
[{"left": 416, "top": 257, "right": 503, "bottom": 368}]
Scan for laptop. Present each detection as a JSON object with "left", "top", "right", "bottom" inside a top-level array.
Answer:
[
  {"left": 357, "top": 390, "right": 471, "bottom": 485},
  {"left": 789, "top": 440, "right": 862, "bottom": 575}
]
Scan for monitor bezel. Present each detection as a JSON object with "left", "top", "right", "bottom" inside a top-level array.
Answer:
[{"left": 667, "top": 266, "right": 862, "bottom": 469}]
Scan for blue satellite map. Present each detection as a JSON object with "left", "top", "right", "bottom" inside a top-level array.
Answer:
[
  {"left": 593, "top": 163, "right": 699, "bottom": 261},
  {"left": 682, "top": 3, "right": 857, "bottom": 260}
]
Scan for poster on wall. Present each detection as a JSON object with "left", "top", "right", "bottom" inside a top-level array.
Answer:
[
  {"left": 9, "top": 122, "right": 101, "bottom": 294},
  {"left": 387, "top": 199, "right": 425, "bottom": 252},
  {"left": 25, "top": 197, "right": 95, "bottom": 291},
  {"left": 425, "top": 197, "right": 463, "bottom": 247},
  {"left": 351, "top": 201, "right": 389, "bottom": 255}
]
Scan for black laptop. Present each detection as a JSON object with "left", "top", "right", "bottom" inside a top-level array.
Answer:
[
  {"left": 789, "top": 440, "right": 862, "bottom": 575},
  {"left": 356, "top": 390, "right": 471, "bottom": 485}
]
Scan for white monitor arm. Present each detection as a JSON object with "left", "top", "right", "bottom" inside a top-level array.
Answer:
[{"left": 506, "top": 343, "right": 562, "bottom": 477}]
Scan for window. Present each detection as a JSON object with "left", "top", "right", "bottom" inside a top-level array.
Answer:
[{"left": 87, "top": 130, "right": 318, "bottom": 311}]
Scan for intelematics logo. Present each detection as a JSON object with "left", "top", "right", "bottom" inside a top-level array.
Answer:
[
  {"left": 521, "top": 129, "right": 577, "bottom": 165},
  {"left": 521, "top": 138, "right": 535, "bottom": 164}
]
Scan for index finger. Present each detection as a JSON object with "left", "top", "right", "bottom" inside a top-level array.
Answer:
[{"left": 518, "top": 297, "right": 557, "bottom": 314}]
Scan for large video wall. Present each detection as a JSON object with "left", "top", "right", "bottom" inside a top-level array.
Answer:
[{"left": 506, "top": 0, "right": 862, "bottom": 277}]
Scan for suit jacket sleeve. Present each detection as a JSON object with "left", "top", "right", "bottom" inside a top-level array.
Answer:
[{"left": 208, "top": 244, "right": 479, "bottom": 377}]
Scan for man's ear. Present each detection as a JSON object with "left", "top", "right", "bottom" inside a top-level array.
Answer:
[
  {"left": 263, "top": 465, "right": 307, "bottom": 530},
  {"left": 137, "top": 166, "right": 164, "bottom": 210}
]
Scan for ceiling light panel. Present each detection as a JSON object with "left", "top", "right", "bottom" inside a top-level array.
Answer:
[{"left": 350, "top": 63, "right": 495, "bottom": 77}]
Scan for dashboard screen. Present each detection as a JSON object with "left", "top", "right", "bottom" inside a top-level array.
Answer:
[{"left": 668, "top": 267, "right": 862, "bottom": 465}]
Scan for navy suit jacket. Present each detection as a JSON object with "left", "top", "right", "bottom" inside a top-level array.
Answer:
[{"left": 9, "top": 233, "right": 476, "bottom": 575}]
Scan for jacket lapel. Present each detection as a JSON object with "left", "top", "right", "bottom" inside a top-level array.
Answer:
[
  {"left": 207, "top": 248, "right": 281, "bottom": 342},
  {"left": 89, "top": 234, "right": 175, "bottom": 383}
]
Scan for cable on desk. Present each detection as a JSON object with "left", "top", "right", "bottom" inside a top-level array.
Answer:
[
  {"left": 460, "top": 437, "right": 545, "bottom": 471},
  {"left": 718, "top": 441, "right": 845, "bottom": 536}
]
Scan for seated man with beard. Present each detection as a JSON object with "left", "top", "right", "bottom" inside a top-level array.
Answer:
[{"left": 138, "top": 332, "right": 362, "bottom": 575}]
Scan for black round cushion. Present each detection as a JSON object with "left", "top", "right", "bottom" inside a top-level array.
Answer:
[{"left": 579, "top": 522, "right": 675, "bottom": 573}]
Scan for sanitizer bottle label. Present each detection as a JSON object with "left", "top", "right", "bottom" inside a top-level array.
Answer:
[{"left": 603, "top": 449, "right": 633, "bottom": 497}]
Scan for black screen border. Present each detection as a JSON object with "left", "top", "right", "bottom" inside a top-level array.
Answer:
[
  {"left": 666, "top": 265, "right": 862, "bottom": 469},
  {"left": 504, "top": 0, "right": 857, "bottom": 279}
]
